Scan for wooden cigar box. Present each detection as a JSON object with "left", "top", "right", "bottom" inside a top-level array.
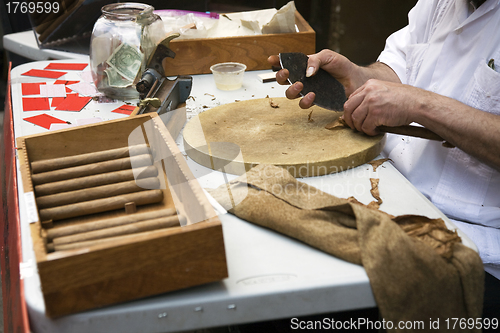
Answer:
[
  {"left": 163, "top": 10, "right": 315, "bottom": 76},
  {"left": 16, "top": 113, "right": 228, "bottom": 318}
]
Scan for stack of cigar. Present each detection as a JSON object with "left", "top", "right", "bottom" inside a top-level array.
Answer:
[{"left": 31, "top": 144, "right": 182, "bottom": 252}]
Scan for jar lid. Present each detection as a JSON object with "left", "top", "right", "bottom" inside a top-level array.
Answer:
[{"left": 102, "top": 3, "right": 154, "bottom": 20}]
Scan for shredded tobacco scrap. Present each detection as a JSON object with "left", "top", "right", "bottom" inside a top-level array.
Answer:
[
  {"left": 369, "top": 178, "right": 383, "bottom": 208},
  {"left": 347, "top": 195, "right": 390, "bottom": 215},
  {"left": 394, "top": 215, "right": 461, "bottom": 259},
  {"left": 346, "top": 184, "right": 461, "bottom": 259},
  {"left": 307, "top": 110, "right": 314, "bottom": 123},
  {"left": 269, "top": 98, "right": 279, "bottom": 108},
  {"left": 325, "top": 116, "right": 348, "bottom": 130},
  {"left": 368, "top": 158, "right": 393, "bottom": 172}
]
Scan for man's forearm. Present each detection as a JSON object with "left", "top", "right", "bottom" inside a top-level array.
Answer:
[
  {"left": 414, "top": 92, "right": 500, "bottom": 171},
  {"left": 352, "top": 62, "right": 401, "bottom": 91}
]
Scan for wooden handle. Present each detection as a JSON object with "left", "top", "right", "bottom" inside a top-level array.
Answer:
[
  {"left": 378, "top": 125, "right": 454, "bottom": 147},
  {"left": 378, "top": 125, "right": 442, "bottom": 141},
  {"left": 327, "top": 117, "right": 451, "bottom": 145}
]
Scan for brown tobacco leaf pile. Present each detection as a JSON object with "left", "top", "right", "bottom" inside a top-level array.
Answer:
[
  {"left": 348, "top": 192, "right": 462, "bottom": 259},
  {"left": 394, "top": 215, "right": 462, "bottom": 259}
]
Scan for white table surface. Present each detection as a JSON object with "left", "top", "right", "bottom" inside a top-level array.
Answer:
[
  {"left": 10, "top": 59, "right": 476, "bottom": 333},
  {"left": 3, "top": 30, "right": 89, "bottom": 61}
]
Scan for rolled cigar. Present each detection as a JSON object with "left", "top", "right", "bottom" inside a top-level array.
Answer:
[
  {"left": 31, "top": 144, "right": 150, "bottom": 174},
  {"left": 53, "top": 215, "right": 182, "bottom": 245},
  {"left": 36, "top": 177, "right": 160, "bottom": 209},
  {"left": 46, "top": 208, "right": 176, "bottom": 240},
  {"left": 49, "top": 217, "right": 186, "bottom": 252},
  {"left": 34, "top": 165, "right": 158, "bottom": 197},
  {"left": 39, "top": 190, "right": 164, "bottom": 221},
  {"left": 31, "top": 154, "right": 153, "bottom": 185}
]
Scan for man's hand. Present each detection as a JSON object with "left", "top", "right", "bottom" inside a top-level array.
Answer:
[
  {"left": 268, "top": 50, "right": 500, "bottom": 171},
  {"left": 344, "top": 78, "right": 500, "bottom": 171},
  {"left": 343, "top": 79, "right": 420, "bottom": 135},
  {"left": 268, "top": 55, "right": 316, "bottom": 109},
  {"left": 268, "top": 49, "right": 401, "bottom": 110},
  {"left": 268, "top": 50, "right": 361, "bottom": 109}
]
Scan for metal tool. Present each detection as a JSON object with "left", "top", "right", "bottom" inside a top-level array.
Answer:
[
  {"left": 134, "top": 33, "right": 193, "bottom": 116},
  {"left": 279, "top": 52, "right": 452, "bottom": 146},
  {"left": 280, "top": 52, "right": 346, "bottom": 111}
]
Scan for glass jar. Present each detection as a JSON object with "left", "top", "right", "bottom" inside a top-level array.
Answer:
[{"left": 90, "top": 3, "right": 165, "bottom": 100}]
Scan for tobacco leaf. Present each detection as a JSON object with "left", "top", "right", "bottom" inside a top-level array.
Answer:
[
  {"left": 367, "top": 200, "right": 381, "bottom": 210},
  {"left": 325, "top": 116, "right": 348, "bottom": 130},
  {"left": 370, "top": 178, "right": 383, "bottom": 207},
  {"left": 307, "top": 110, "right": 314, "bottom": 123},
  {"left": 394, "top": 215, "right": 462, "bottom": 260},
  {"left": 368, "top": 158, "right": 393, "bottom": 172},
  {"left": 269, "top": 98, "right": 279, "bottom": 108}
]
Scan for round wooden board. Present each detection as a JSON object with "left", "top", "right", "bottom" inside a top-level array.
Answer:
[{"left": 183, "top": 97, "right": 386, "bottom": 177}]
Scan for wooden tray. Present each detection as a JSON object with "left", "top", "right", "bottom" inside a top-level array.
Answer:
[
  {"left": 17, "top": 114, "right": 228, "bottom": 318},
  {"left": 183, "top": 97, "right": 386, "bottom": 177},
  {"left": 163, "top": 11, "right": 315, "bottom": 76}
]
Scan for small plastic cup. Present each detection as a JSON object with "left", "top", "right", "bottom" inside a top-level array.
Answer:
[{"left": 210, "top": 62, "right": 247, "bottom": 91}]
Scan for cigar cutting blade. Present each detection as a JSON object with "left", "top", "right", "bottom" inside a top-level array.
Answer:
[{"left": 279, "top": 52, "right": 347, "bottom": 111}]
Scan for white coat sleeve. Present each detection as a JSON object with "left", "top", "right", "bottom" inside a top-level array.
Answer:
[{"left": 377, "top": 26, "right": 410, "bottom": 84}]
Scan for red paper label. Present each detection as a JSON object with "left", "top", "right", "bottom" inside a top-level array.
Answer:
[
  {"left": 112, "top": 104, "right": 137, "bottom": 115},
  {"left": 51, "top": 93, "right": 78, "bottom": 108},
  {"left": 21, "top": 82, "right": 46, "bottom": 95},
  {"left": 45, "top": 63, "right": 88, "bottom": 71},
  {"left": 22, "top": 97, "right": 50, "bottom": 111},
  {"left": 24, "top": 114, "right": 67, "bottom": 129},
  {"left": 21, "top": 69, "right": 67, "bottom": 79},
  {"left": 55, "top": 95, "right": 92, "bottom": 112}
]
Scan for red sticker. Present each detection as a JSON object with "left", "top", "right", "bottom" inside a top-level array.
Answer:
[
  {"left": 51, "top": 93, "right": 78, "bottom": 108},
  {"left": 45, "top": 63, "right": 88, "bottom": 71},
  {"left": 24, "top": 114, "right": 67, "bottom": 129},
  {"left": 22, "top": 82, "right": 46, "bottom": 95},
  {"left": 112, "top": 104, "right": 136, "bottom": 115},
  {"left": 22, "top": 69, "right": 67, "bottom": 79},
  {"left": 55, "top": 95, "right": 92, "bottom": 111},
  {"left": 22, "top": 97, "right": 50, "bottom": 111}
]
